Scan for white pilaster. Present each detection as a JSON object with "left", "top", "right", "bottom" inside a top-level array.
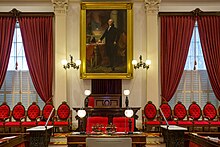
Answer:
[
  {"left": 145, "top": 0, "right": 160, "bottom": 107},
  {"left": 52, "top": 0, "right": 68, "bottom": 108}
]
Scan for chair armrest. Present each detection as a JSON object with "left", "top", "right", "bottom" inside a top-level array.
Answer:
[
  {"left": 187, "top": 115, "right": 194, "bottom": 120},
  {"left": 202, "top": 115, "right": 210, "bottom": 121}
]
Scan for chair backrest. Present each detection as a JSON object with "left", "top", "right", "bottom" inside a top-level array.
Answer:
[
  {"left": 143, "top": 101, "right": 157, "bottom": 120},
  {"left": 0, "top": 102, "right": 10, "bottom": 121},
  {"left": 12, "top": 102, "right": 25, "bottom": 121},
  {"left": 57, "top": 101, "right": 70, "bottom": 120},
  {"left": 188, "top": 101, "right": 202, "bottom": 120},
  {"left": 203, "top": 102, "right": 217, "bottom": 120},
  {"left": 27, "top": 102, "right": 41, "bottom": 121},
  {"left": 173, "top": 101, "right": 187, "bottom": 120},
  {"left": 160, "top": 102, "right": 172, "bottom": 120},
  {"left": 88, "top": 97, "right": 94, "bottom": 108},
  {"left": 113, "top": 117, "right": 134, "bottom": 132},
  {"left": 86, "top": 116, "right": 108, "bottom": 133},
  {"left": 42, "top": 103, "right": 55, "bottom": 121}
]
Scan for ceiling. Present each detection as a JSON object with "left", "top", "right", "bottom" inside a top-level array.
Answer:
[{"left": 0, "top": 0, "right": 219, "bottom": 2}]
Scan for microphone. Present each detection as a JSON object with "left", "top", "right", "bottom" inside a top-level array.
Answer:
[
  {"left": 159, "top": 107, "right": 169, "bottom": 129},
  {"left": 45, "top": 108, "right": 55, "bottom": 129}
]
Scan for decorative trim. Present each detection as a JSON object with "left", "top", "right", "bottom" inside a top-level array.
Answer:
[
  {"left": 52, "top": 0, "right": 68, "bottom": 14},
  {"left": 145, "top": 0, "right": 161, "bottom": 14}
]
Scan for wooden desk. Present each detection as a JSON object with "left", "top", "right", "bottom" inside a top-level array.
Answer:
[
  {"left": 67, "top": 133, "right": 146, "bottom": 147},
  {"left": 160, "top": 125, "right": 187, "bottom": 147},
  {"left": 188, "top": 132, "right": 220, "bottom": 147},
  {"left": 73, "top": 107, "right": 141, "bottom": 131},
  {"left": 27, "top": 126, "right": 53, "bottom": 147},
  {"left": 0, "top": 133, "right": 28, "bottom": 147}
]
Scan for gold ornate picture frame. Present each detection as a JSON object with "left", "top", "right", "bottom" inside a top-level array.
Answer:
[{"left": 80, "top": 2, "right": 133, "bottom": 79}]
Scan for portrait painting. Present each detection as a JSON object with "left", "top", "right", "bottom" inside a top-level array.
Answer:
[{"left": 80, "top": 2, "right": 133, "bottom": 79}]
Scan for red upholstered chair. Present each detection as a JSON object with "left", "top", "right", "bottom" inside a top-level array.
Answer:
[
  {"left": 113, "top": 117, "right": 134, "bottom": 132},
  {"left": 88, "top": 97, "right": 94, "bottom": 108},
  {"left": 37, "top": 102, "right": 55, "bottom": 126},
  {"left": 22, "top": 102, "right": 40, "bottom": 131},
  {"left": 142, "top": 101, "right": 160, "bottom": 132},
  {"left": 5, "top": 102, "right": 25, "bottom": 132},
  {"left": 203, "top": 102, "right": 220, "bottom": 131},
  {"left": 0, "top": 102, "right": 10, "bottom": 132},
  {"left": 188, "top": 101, "right": 209, "bottom": 131},
  {"left": 53, "top": 101, "right": 72, "bottom": 132},
  {"left": 173, "top": 101, "right": 193, "bottom": 129},
  {"left": 86, "top": 116, "right": 108, "bottom": 133},
  {"left": 159, "top": 102, "right": 177, "bottom": 125}
]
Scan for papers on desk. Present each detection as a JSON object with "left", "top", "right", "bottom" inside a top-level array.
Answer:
[
  {"left": 207, "top": 136, "right": 219, "bottom": 142},
  {"left": 71, "top": 132, "right": 80, "bottom": 135},
  {"left": 160, "top": 125, "right": 187, "bottom": 131}
]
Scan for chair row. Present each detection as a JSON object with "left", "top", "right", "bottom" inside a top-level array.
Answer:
[
  {"left": 0, "top": 101, "right": 72, "bottom": 133},
  {"left": 142, "top": 101, "right": 220, "bottom": 132},
  {"left": 86, "top": 116, "right": 134, "bottom": 133}
]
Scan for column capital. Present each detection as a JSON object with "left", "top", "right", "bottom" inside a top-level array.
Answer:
[
  {"left": 52, "top": 0, "right": 69, "bottom": 14},
  {"left": 145, "top": 0, "right": 161, "bottom": 14}
]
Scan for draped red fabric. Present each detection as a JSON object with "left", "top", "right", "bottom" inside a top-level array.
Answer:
[
  {"left": 0, "top": 17, "right": 16, "bottom": 88},
  {"left": 18, "top": 16, "right": 53, "bottom": 103},
  {"left": 197, "top": 16, "right": 220, "bottom": 100},
  {"left": 92, "top": 79, "right": 122, "bottom": 94},
  {"left": 160, "top": 16, "right": 195, "bottom": 102}
]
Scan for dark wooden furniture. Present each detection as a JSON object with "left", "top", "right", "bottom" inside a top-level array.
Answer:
[
  {"left": 73, "top": 107, "right": 140, "bottom": 131},
  {"left": 67, "top": 133, "right": 146, "bottom": 147},
  {"left": 0, "top": 133, "right": 28, "bottom": 147},
  {"left": 160, "top": 125, "right": 187, "bottom": 147},
  {"left": 27, "top": 126, "right": 53, "bottom": 147},
  {"left": 89, "top": 94, "right": 122, "bottom": 108},
  {"left": 187, "top": 132, "right": 220, "bottom": 147}
]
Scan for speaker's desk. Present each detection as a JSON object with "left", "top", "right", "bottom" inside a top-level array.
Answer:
[
  {"left": 160, "top": 125, "right": 187, "bottom": 147},
  {"left": 67, "top": 132, "right": 146, "bottom": 147},
  {"left": 27, "top": 126, "right": 53, "bottom": 147}
]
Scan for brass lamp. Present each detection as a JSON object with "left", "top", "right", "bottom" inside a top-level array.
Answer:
[
  {"left": 61, "top": 55, "right": 81, "bottom": 70},
  {"left": 132, "top": 55, "right": 151, "bottom": 69}
]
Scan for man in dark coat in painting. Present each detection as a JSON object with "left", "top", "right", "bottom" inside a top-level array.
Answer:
[{"left": 98, "top": 19, "right": 118, "bottom": 71}]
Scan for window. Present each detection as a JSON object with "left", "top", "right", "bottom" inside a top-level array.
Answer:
[
  {"left": 0, "top": 22, "right": 44, "bottom": 109},
  {"left": 169, "top": 22, "right": 219, "bottom": 109}
]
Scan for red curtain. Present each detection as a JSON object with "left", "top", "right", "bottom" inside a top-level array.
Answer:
[
  {"left": 0, "top": 17, "right": 16, "bottom": 88},
  {"left": 92, "top": 79, "right": 122, "bottom": 94},
  {"left": 18, "top": 16, "right": 53, "bottom": 103},
  {"left": 160, "top": 16, "right": 195, "bottom": 102},
  {"left": 197, "top": 16, "right": 220, "bottom": 100}
]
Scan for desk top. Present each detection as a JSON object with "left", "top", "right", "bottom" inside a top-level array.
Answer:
[
  {"left": 27, "top": 126, "right": 53, "bottom": 131},
  {"left": 160, "top": 125, "right": 187, "bottom": 131}
]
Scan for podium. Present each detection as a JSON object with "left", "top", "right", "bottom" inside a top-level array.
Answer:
[
  {"left": 27, "top": 126, "right": 53, "bottom": 147},
  {"left": 161, "top": 125, "right": 187, "bottom": 147}
]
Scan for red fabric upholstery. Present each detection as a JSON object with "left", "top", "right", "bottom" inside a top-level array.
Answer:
[
  {"left": 142, "top": 101, "right": 160, "bottom": 131},
  {"left": 161, "top": 121, "right": 177, "bottom": 125},
  {"left": 5, "top": 102, "right": 25, "bottom": 130},
  {"left": 188, "top": 102, "right": 202, "bottom": 120},
  {"left": 160, "top": 103, "right": 172, "bottom": 120},
  {"left": 174, "top": 101, "right": 187, "bottom": 120},
  {"left": 173, "top": 101, "right": 193, "bottom": 127},
  {"left": 144, "top": 102, "right": 157, "bottom": 119},
  {"left": 86, "top": 116, "right": 108, "bottom": 133},
  {"left": 188, "top": 102, "right": 208, "bottom": 131},
  {"left": 37, "top": 103, "right": 54, "bottom": 126},
  {"left": 203, "top": 102, "right": 217, "bottom": 120},
  {"left": 88, "top": 97, "right": 94, "bottom": 108},
  {"left": 113, "top": 117, "right": 134, "bottom": 132},
  {"left": 22, "top": 102, "right": 40, "bottom": 128},
  {"left": 53, "top": 102, "right": 72, "bottom": 131},
  {"left": 0, "top": 102, "right": 10, "bottom": 121}
]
